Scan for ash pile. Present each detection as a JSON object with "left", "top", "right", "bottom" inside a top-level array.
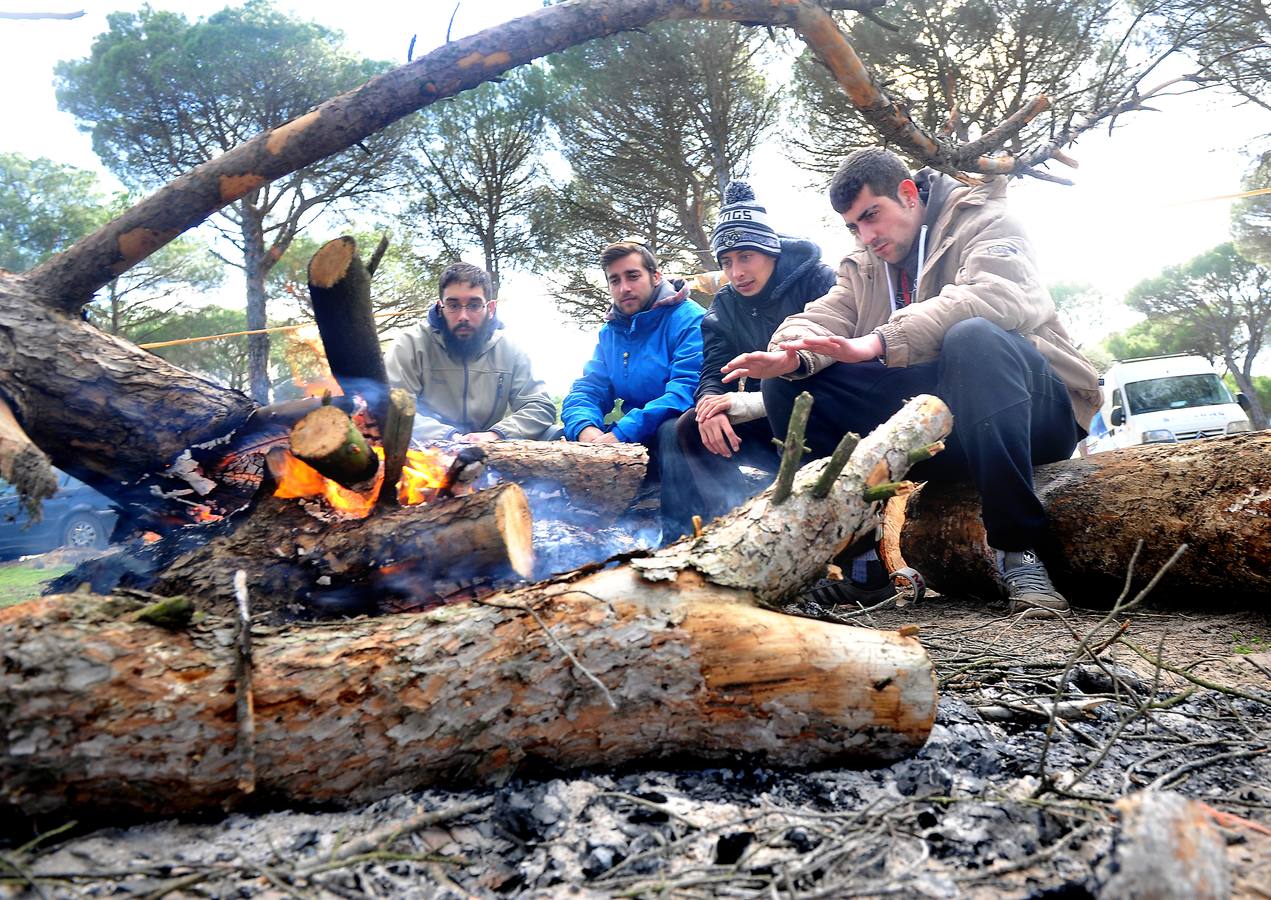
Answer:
[{"left": 8, "top": 599, "right": 1269, "bottom": 899}]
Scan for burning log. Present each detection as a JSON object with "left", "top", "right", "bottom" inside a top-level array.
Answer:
[
  {"left": 307, "top": 236, "right": 390, "bottom": 419},
  {"left": 895, "top": 432, "right": 1271, "bottom": 605},
  {"left": 377, "top": 388, "right": 416, "bottom": 509},
  {"left": 289, "top": 401, "right": 380, "bottom": 489},
  {"left": 0, "top": 396, "right": 951, "bottom": 820},
  {"left": 140, "top": 480, "right": 534, "bottom": 619}
]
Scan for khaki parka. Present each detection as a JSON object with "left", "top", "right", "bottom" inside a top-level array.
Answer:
[{"left": 769, "top": 174, "right": 1101, "bottom": 426}]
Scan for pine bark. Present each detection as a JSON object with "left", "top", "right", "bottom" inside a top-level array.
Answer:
[
  {"left": 0, "top": 568, "right": 934, "bottom": 820},
  {"left": 0, "top": 396, "right": 953, "bottom": 819},
  {"left": 442, "top": 439, "right": 650, "bottom": 520},
  {"left": 896, "top": 432, "right": 1271, "bottom": 604},
  {"left": 0, "top": 275, "right": 256, "bottom": 488}
]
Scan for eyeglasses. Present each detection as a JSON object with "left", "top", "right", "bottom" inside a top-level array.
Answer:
[{"left": 441, "top": 299, "right": 487, "bottom": 313}]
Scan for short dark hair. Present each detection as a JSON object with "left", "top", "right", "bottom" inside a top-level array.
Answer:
[
  {"left": 599, "top": 241, "right": 657, "bottom": 276},
  {"left": 828, "top": 148, "right": 912, "bottom": 214},
  {"left": 438, "top": 262, "right": 493, "bottom": 300}
]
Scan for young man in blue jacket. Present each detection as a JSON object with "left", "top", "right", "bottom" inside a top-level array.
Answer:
[
  {"left": 560, "top": 241, "right": 705, "bottom": 536},
  {"left": 661, "top": 181, "right": 837, "bottom": 541}
]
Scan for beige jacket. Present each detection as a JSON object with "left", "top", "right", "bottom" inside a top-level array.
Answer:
[{"left": 769, "top": 175, "right": 1101, "bottom": 426}]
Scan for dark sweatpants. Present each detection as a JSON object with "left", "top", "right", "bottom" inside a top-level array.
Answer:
[
  {"left": 660, "top": 411, "right": 780, "bottom": 542},
  {"left": 761, "top": 318, "right": 1079, "bottom": 551}
]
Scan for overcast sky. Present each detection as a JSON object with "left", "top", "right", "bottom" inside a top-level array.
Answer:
[{"left": 2, "top": 0, "right": 1269, "bottom": 391}]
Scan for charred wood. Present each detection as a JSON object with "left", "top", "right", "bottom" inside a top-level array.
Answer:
[
  {"left": 306, "top": 236, "right": 389, "bottom": 419},
  {"left": 50, "top": 482, "right": 535, "bottom": 622},
  {"left": 377, "top": 388, "right": 416, "bottom": 509}
]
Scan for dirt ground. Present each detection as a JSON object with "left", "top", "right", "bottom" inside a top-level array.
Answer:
[{"left": 3, "top": 588, "right": 1269, "bottom": 899}]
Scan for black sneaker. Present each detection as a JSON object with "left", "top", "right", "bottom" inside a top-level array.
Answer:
[
  {"left": 996, "top": 549, "right": 1070, "bottom": 617},
  {"left": 805, "top": 550, "right": 895, "bottom": 607}
]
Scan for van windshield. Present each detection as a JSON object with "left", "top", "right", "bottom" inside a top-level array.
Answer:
[{"left": 1123, "top": 373, "right": 1233, "bottom": 414}]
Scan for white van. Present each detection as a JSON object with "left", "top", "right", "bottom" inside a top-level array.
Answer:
[{"left": 1082, "top": 354, "right": 1253, "bottom": 454}]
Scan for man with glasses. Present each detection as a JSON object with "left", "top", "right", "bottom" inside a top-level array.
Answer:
[{"left": 386, "top": 262, "right": 556, "bottom": 443}]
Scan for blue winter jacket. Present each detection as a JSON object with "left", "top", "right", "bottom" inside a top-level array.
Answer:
[{"left": 561, "top": 278, "right": 706, "bottom": 444}]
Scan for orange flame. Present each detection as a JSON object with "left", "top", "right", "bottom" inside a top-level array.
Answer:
[
  {"left": 271, "top": 445, "right": 452, "bottom": 517},
  {"left": 398, "top": 448, "right": 452, "bottom": 505},
  {"left": 192, "top": 504, "right": 222, "bottom": 523}
]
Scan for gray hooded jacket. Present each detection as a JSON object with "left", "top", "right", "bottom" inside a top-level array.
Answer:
[{"left": 385, "top": 308, "right": 556, "bottom": 442}]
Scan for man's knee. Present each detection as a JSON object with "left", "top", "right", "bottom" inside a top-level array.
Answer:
[
  {"left": 761, "top": 376, "right": 801, "bottom": 426},
  {"left": 942, "top": 317, "right": 1011, "bottom": 360},
  {"left": 674, "top": 408, "right": 702, "bottom": 449}
]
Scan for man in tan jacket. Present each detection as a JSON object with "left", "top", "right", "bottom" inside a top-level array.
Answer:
[{"left": 722, "top": 148, "right": 1100, "bottom": 616}]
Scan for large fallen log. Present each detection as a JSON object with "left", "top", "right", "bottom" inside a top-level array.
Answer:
[
  {"left": 896, "top": 432, "right": 1271, "bottom": 604},
  {"left": 0, "top": 396, "right": 950, "bottom": 820}
]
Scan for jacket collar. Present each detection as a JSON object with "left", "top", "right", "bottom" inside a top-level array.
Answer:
[{"left": 606, "top": 277, "right": 690, "bottom": 328}]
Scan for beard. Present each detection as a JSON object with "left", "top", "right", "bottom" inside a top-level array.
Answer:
[{"left": 441, "top": 315, "right": 494, "bottom": 360}]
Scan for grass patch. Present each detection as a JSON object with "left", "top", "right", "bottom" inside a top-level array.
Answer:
[
  {"left": 1232, "top": 631, "right": 1268, "bottom": 655},
  {"left": 0, "top": 561, "right": 73, "bottom": 608}
]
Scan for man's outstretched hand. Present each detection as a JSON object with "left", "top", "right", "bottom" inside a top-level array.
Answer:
[
  {"left": 778, "top": 333, "right": 883, "bottom": 365},
  {"left": 721, "top": 348, "right": 800, "bottom": 383}
]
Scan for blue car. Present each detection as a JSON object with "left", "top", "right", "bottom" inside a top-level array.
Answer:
[{"left": 0, "top": 469, "right": 118, "bottom": 559}]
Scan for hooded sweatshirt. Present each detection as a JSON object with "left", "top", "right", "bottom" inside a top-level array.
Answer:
[
  {"left": 561, "top": 278, "right": 705, "bottom": 444},
  {"left": 384, "top": 304, "right": 557, "bottom": 442},
  {"left": 697, "top": 236, "right": 836, "bottom": 402},
  {"left": 769, "top": 171, "right": 1101, "bottom": 425}
]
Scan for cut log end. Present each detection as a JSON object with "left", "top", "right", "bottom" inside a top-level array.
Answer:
[
  {"left": 307, "top": 236, "right": 357, "bottom": 289},
  {"left": 495, "top": 481, "right": 535, "bottom": 579},
  {"left": 290, "top": 404, "right": 378, "bottom": 486}
]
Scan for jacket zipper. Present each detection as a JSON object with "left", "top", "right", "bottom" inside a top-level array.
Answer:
[
  {"left": 461, "top": 359, "right": 470, "bottom": 433},
  {"left": 492, "top": 373, "right": 504, "bottom": 428}
]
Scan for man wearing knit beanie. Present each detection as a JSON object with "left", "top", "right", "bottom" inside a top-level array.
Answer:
[{"left": 660, "top": 180, "right": 836, "bottom": 543}]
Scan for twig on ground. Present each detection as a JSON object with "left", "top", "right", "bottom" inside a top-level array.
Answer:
[
  {"left": 303, "top": 797, "right": 489, "bottom": 874},
  {"left": 233, "top": 569, "right": 256, "bottom": 795},
  {"left": 1118, "top": 639, "right": 1271, "bottom": 706}
]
